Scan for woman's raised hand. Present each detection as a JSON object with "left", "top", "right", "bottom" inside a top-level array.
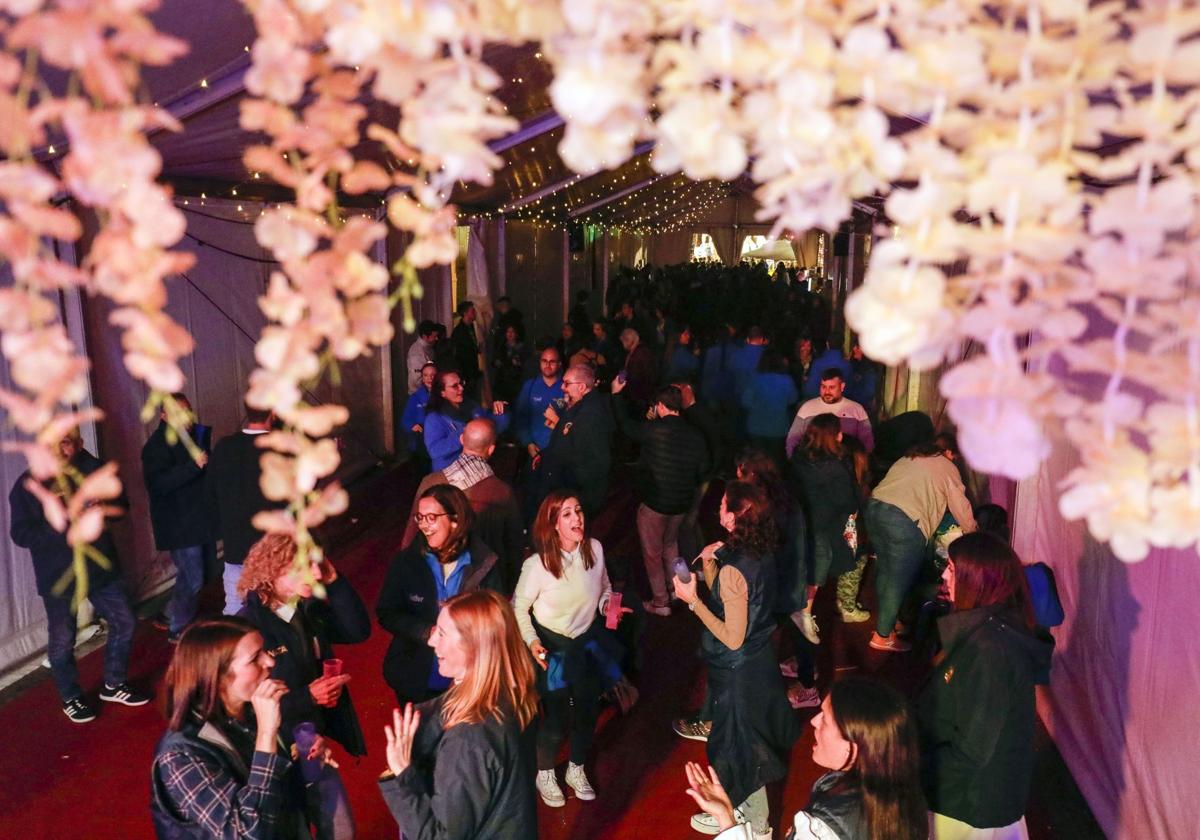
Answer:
[
  {"left": 684, "top": 762, "right": 737, "bottom": 831},
  {"left": 384, "top": 703, "right": 421, "bottom": 777}
]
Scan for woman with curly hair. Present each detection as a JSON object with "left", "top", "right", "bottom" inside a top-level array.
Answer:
[
  {"left": 237, "top": 534, "right": 371, "bottom": 840},
  {"left": 674, "top": 481, "right": 800, "bottom": 838}
]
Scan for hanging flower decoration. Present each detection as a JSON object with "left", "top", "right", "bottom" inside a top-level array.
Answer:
[
  {"left": 235, "top": 0, "right": 562, "bottom": 574},
  {"left": 4, "top": 0, "right": 1197, "bottom": 571},
  {"left": 0, "top": 0, "right": 193, "bottom": 602}
]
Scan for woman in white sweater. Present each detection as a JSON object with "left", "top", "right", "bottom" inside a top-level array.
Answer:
[{"left": 512, "top": 489, "right": 631, "bottom": 808}]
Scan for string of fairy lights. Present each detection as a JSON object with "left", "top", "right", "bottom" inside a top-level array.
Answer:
[{"left": 145, "top": 44, "right": 737, "bottom": 239}]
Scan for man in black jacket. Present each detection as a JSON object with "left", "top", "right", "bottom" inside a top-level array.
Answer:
[
  {"left": 9, "top": 433, "right": 149, "bottom": 722},
  {"left": 537, "top": 364, "right": 614, "bottom": 518},
  {"left": 612, "top": 381, "right": 710, "bottom": 615},
  {"left": 141, "top": 393, "right": 214, "bottom": 641},
  {"left": 451, "top": 301, "right": 482, "bottom": 398},
  {"left": 205, "top": 406, "right": 276, "bottom": 615}
]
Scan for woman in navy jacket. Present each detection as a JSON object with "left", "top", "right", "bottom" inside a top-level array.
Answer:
[{"left": 377, "top": 484, "right": 503, "bottom": 705}]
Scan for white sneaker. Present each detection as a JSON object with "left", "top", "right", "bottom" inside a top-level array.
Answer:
[
  {"left": 799, "top": 610, "right": 821, "bottom": 645},
  {"left": 564, "top": 762, "right": 596, "bottom": 800},
  {"left": 691, "top": 809, "right": 748, "bottom": 835},
  {"left": 536, "top": 768, "right": 565, "bottom": 807},
  {"left": 751, "top": 828, "right": 773, "bottom": 840}
]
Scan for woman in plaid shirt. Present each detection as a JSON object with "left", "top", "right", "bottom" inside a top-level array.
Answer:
[{"left": 151, "top": 617, "right": 299, "bottom": 839}]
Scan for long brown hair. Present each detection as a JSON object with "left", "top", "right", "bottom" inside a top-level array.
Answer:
[
  {"left": 799, "top": 412, "right": 844, "bottom": 460},
  {"left": 530, "top": 490, "right": 595, "bottom": 578},
  {"left": 722, "top": 480, "right": 777, "bottom": 558},
  {"left": 735, "top": 447, "right": 789, "bottom": 535},
  {"left": 829, "top": 677, "right": 927, "bottom": 840},
  {"left": 416, "top": 484, "right": 473, "bottom": 564},
  {"left": 948, "top": 532, "right": 1035, "bottom": 628},
  {"left": 440, "top": 590, "right": 539, "bottom": 730},
  {"left": 165, "top": 617, "right": 260, "bottom": 731}
]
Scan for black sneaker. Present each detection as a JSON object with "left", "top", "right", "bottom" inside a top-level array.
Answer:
[
  {"left": 63, "top": 697, "right": 97, "bottom": 723},
  {"left": 99, "top": 683, "right": 150, "bottom": 706}
]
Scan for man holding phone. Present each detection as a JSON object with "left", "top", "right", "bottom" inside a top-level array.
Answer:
[{"left": 538, "top": 365, "right": 614, "bottom": 518}]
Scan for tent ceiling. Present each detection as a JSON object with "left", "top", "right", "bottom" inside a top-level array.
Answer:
[{"left": 128, "top": 0, "right": 843, "bottom": 231}]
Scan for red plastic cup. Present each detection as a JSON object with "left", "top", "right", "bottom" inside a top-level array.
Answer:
[
  {"left": 605, "top": 592, "right": 623, "bottom": 630},
  {"left": 322, "top": 658, "right": 343, "bottom": 679}
]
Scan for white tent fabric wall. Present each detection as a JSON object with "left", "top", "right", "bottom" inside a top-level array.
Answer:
[
  {"left": 0, "top": 249, "right": 96, "bottom": 674},
  {"left": 0, "top": 351, "right": 56, "bottom": 674},
  {"left": 0, "top": 199, "right": 397, "bottom": 681},
  {"left": 1011, "top": 424, "right": 1200, "bottom": 837}
]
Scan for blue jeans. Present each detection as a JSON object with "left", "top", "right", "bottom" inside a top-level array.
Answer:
[
  {"left": 43, "top": 579, "right": 135, "bottom": 702},
  {"left": 167, "top": 544, "right": 212, "bottom": 634},
  {"left": 222, "top": 563, "right": 243, "bottom": 615},
  {"left": 306, "top": 764, "right": 356, "bottom": 840},
  {"left": 864, "top": 499, "right": 929, "bottom": 637}
]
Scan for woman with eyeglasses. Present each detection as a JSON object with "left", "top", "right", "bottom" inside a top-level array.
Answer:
[
  {"left": 684, "top": 677, "right": 927, "bottom": 840},
  {"left": 423, "top": 369, "right": 511, "bottom": 471},
  {"left": 377, "top": 484, "right": 503, "bottom": 706},
  {"left": 151, "top": 617, "right": 302, "bottom": 840}
]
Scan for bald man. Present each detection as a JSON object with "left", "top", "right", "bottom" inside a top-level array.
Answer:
[{"left": 402, "top": 418, "right": 524, "bottom": 591}]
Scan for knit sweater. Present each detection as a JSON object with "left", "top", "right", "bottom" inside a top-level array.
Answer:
[
  {"left": 512, "top": 539, "right": 612, "bottom": 643},
  {"left": 872, "top": 455, "right": 976, "bottom": 539},
  {"left": 785, "top": 396, "right": 874, "bottom": 455}
]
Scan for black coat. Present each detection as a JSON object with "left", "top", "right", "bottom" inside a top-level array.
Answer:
[
  {"left": 379, "top": 693, "right": 537, "bottom": 840},
  {"left": 790, "top": 451, "right": 860, "bottom": 580},
  {"left": 238, "top": 576, "right": 372, "bottom": 756},
  {"left": 919, "top": 605, "right": 1054, "bottom": 827},
  {"left": 9, "top": 450, "right": 127, "bottom": 599},
  {"left": 205, "top": 431, "right": 276, "bottom": 566},
  {"left": 613, "top": 399, "right": 710, "bottom": 515},
  {"left": 377, "top": 537, "right": 502, "bottom": 703},
  {"left": 539, "top": 388, "right": 614, "bottom": 516},
  {"left": 141, "top": 421, "right": 214, "bottom": 551},
  {"left": 450, "top": 321, "right": 480, "bottom": 381}
]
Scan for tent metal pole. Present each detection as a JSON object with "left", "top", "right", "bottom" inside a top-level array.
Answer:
[{"left": 489, "top": 111, "right": 564, "bottom": 153}]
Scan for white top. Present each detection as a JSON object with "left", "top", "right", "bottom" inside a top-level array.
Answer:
[
  {"left": 785, "top": 396, "right": 874, "bottom": 455},
  {"left": 716, "top": 811, "right": 838, "bottom": 840},
  {"left": 512, "top": 538, "right": 612, "bottom": 644}
]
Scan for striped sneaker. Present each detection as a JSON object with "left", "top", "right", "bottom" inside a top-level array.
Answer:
[
  {"left": 62, "top": 697, "right": 97, "bottom": 723},
  {"left": 99, "top": 683, "right": 150, "bottom": 706}
]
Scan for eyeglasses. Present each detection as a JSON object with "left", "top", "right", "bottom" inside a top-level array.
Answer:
[
  {"left": 413, "top": 512, "right": 449, "bottom": 525},
  {"left": 563, "top": 380, "right": 584, "bottom": 387},
  {"left": 446, "top": 382, "right": 463, "bottom": 389}
]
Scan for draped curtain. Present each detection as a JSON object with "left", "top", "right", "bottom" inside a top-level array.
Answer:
[
  {"left": 705, "top": 226, "right": 738, "bottom": 266},
  {"left": 647, "top": 230, "right": 696, "bottom": 266}
]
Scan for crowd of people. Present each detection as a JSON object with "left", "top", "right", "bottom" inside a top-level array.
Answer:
[{"left": 9, "top": 272, "right": 1059, "bottom": 840}]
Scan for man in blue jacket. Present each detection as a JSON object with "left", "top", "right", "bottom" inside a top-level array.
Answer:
[{"left": 513, "top": 345, "right": 564, "bottom": 463}]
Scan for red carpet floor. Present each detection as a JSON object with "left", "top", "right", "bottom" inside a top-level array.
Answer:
[{"left": 0, "top": 459, "right": 1101, "bottom": 839}]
